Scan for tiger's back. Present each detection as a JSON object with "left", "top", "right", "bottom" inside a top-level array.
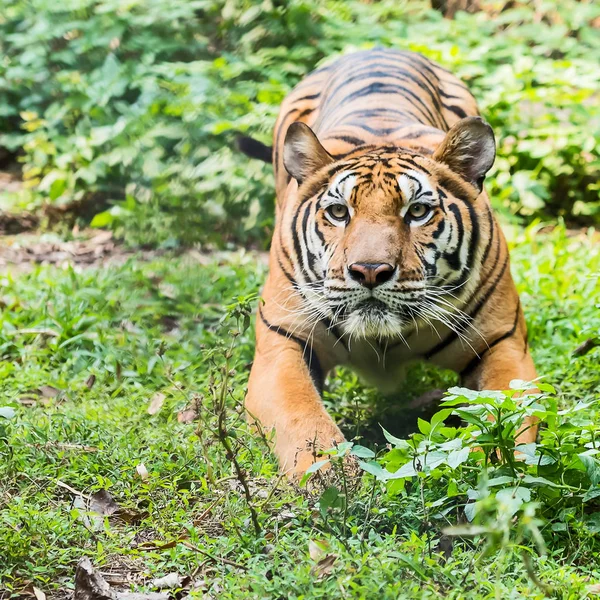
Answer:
[{"left": 273, "top": 49, "right": 480, "bottom": 198}]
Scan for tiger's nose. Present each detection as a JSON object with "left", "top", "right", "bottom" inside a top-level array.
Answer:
[{"left": 348, "top": 262, "right": 396, "bottom": 289}]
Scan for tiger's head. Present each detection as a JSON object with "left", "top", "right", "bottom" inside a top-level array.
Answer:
[{"left": 282, "top": 117, "right": 496, "bottom": 339}]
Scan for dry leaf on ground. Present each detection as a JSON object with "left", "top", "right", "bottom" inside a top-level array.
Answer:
[
  {"left": 74, "top": 558, "right": 116, "bottom": 600},
  {"left": 38, "top": 385, "right": 61, "bottom": 398},
  {"left": 588, "top": 584, "right": 600, "bottom": 596},
  {"left": 147, "top": 393, "right": 165, "bottom": 415},
  {"left": 151, "top": 573, "right": 182, "bottom": 589},
  {"left": 74, "top": 489, "right": 144, "bottom": 530},
  {"left": 136, "top": 463, "right": 149, "bottom": 480},
  {"left": 177, "top": 408, "right": 197, "bottom": 423},
  {"left": 310, "top": 554, "right": 337, "bottom": 579},
  {"left": 74, "top": 558, "right": 173, "bottom": 600},
  {"left": 308, "top": 539, "right": 329, "bottom": 562}
]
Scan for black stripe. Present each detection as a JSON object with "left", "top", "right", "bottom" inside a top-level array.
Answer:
[
  {"left": 445, "top": 104, "right": 468, "bottom": 119},
  {"left": 329, "top": 144, "right": 379, "bottom": 160},
  {"left": 336, "top": 82, "right": 443, "bottom": 130},
  {"left": 319, "top": 316, "right": 347, "bottom": 351},
  {"left": 296, "top": 107, "right": 314, "bottom": 119},
  {"left": 442, "top": 202, "right": 484, "bottom": 291},
  {"left": 337, "top": 50, "right": 451, "bottom": 120},
  {"left": 322, "top": 67, "right": 447, "bottom": 128},
  {"left": 292, "top": 205, "right": 317, "bottom": 281},
  {"left": 437, "top": 187, "right": 448, "bottom": 214},
  {"left": 460, "top": 302, "right": 521, "bottom": 379},
  {"left": 302, "top": 202, "right": 319, "bottom": 275},
  {"left": 394, "top": 155, "right": 432, "bottom": 176},
  {"left": 464, "top": 201, "right": 479, "bottom": 271},
  {"left": 437, "top": 173, "right": 477, "bottom": 204},
  {"left": 398, "top": 127, "right": 443, "bottom": 139},
  {"left": 424, "top": 251, "right": 509, "bottom": 360},
  {"left": 276, "top": 247, "right": 297, "bottom": 286},
  {"left": 313, "top": 217, "right": 326, "bottom": 246},
  {"left": 443, "top": 204, "right": 464, "bottom": 271},
  {"left": 294, "top": 92, "right": 321, "bottom": 102},
  {"left": 347, "top": 123, "right": 401, "bottom": 136},
  {"left": 399, "top": 170, "right": 424, "bottom": 196},
  {"left": 325, "top": 134, "right": 367, "bottom": 147},
  {"left": 258, "top": 307, "right": 324, "bottom": 394},
  {"left": 279, "top": 221, "right": 301, "bottom": 286},
  {"left": 480, "top": 205, "right": 495, "bottom": 266},
  {"left": 330, "top": 107, "right": 417, "bottom": 129},
  {"left": 437, "top": 88, "right": 462, "bottom": 101}
]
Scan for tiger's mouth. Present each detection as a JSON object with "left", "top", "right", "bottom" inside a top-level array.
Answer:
[
  {"left": 356, "top": 298, "right": 388, "bottom": 313},
  {"left": 338, "top": 297, "right": 407, "bottom": 339}
]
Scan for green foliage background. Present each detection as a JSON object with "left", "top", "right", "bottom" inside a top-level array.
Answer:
[{"left": 1, "top": 0, "right": 599, "bottom": 246}]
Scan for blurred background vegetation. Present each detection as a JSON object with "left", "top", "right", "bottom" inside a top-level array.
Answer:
[{"left": 0, "top": 0, "right": 599, "bottom": 247}]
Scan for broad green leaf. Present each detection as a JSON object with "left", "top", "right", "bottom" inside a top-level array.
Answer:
[
  {"left": 464, "top": 502, "right": 477, "bottom": 522},
  {"left": 578, "top": 454, "right": 600, "bottom": 485},
  {"left": 447, "top": 479, "right": 458, "bottom": 497},
  {"left": 381, "top": 427, "right": 410, "bottom": 449},
  {"left": 447, "top": 447, "right": 470, "bottom": 469},
  {"left": 389, "top": 461, "right": 419, "bottom": 479},
  {"left": 359, "top": 461, "right": 391, "bottom": 481},
  {"left": 319, "top": 486, "right": 342, "bottom": 514},
  {"left": 91, "top": 211, "right": 114, "bottom": 228},
  {"left": 431, "top": 408, "right": 454, "bottom": 429},
  {"left": 351, "top": 445, "right": 375, "bottom": 459},
  {"left": 423, "top": 451, "right": 448, "bottom": 471},
  {"left": 496, "top": 486, "right": 531, "bottom": 514},
  {"left": 522, "top": 475, "right": 562, "bottom": 488},
  {"left": 417, "top": 418, "right": 431, "bottom": 435},
  {"left": 486, "top": 476, "right": 516, "bottom": 487},
  {"left": 305, "top": 459, "right": 330, "bottom": 475},
  {"left": 0, "top": 407, "right": 16, "bottom": 419},
  {"left": 583, "top": 512, "right": 600, "bottom": 534},
  {"left": 582, "top": 486, "right": 600, "bottom": 502}
]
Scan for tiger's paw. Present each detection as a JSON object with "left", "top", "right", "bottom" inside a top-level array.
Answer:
[{"left": 289, "top": 447, "right": 363, "bottom": 495}]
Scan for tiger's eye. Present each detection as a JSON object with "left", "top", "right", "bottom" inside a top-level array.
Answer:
[
  {"left": 327, "top": 204, "right": 349, "bottom": 221},
  {"left": 408, "top": 203, "right": 430, "bottom": 220}
]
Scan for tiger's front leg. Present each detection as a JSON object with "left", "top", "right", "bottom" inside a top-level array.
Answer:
[
  {"left": 461, "top": 337, "right": 539, "bottom": 445},
  {"left": 246, "top": 308, "right": 344, "bottom": 479}
]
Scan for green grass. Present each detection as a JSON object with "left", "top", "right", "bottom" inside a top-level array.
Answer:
[
  {"left": 1, "top": 0, "right": 599, "bottom": 244},
  {"left": 1, "top": 225, "right": 599, "bottom": 598}
]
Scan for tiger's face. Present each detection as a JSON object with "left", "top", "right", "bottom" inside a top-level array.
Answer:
[{"left": 283, "top": 118, "right": 495, "bottom": 339}]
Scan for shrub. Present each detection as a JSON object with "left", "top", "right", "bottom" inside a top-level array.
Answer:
[{"left": 0, "top": 0, "right": 599, "bottom": 245}]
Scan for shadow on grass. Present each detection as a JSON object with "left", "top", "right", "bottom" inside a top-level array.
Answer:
[{"left": 325, "top": 362, "right": 460, "bottom": 446}]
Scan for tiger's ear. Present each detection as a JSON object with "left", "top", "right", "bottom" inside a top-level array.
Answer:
[
  {"left": 284, "top": 122, "right": 333, "bottom": 184},
  {"left": 433, "top": 117, "right": 495, "bottom": 192}
]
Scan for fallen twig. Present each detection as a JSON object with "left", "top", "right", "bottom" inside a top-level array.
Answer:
[
  {"left": 573, "top": 338, "right": 600, "bottom": 357},
  {"left": 26, "top": 442, "right": 99, "bottom": 452},
  {"left": 180, "top": 540, "right": 247, "bottom": 570},
  {"left": 56, "top": 480, "right": 91, "bottom": 500}
]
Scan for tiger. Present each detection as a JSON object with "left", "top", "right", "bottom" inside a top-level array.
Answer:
[{"left": 242, "top": 48, "right": 538, "bottom": 479}]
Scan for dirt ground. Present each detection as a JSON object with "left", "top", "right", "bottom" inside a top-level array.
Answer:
[{"left": 0, "top": 228, "right": 270, "bottom": 274}]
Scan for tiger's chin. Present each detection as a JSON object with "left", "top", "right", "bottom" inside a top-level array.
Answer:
[{"left": 340, "top": 299, "right": 406, "bottom": 339}]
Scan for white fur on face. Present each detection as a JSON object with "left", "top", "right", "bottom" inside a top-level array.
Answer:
[
  {"left": 342, "top": 308, "right": 406, "bottom": 339},
  {"left": 330, "top": 170, "right": 357, "bottom": 203},
  {"left": 398, "top": 171, "right": 433, "bottom": 205}
]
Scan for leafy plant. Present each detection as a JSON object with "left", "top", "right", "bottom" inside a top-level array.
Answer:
[{"left": 358, "top": 381, "right": 600, "bottom": 571}]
